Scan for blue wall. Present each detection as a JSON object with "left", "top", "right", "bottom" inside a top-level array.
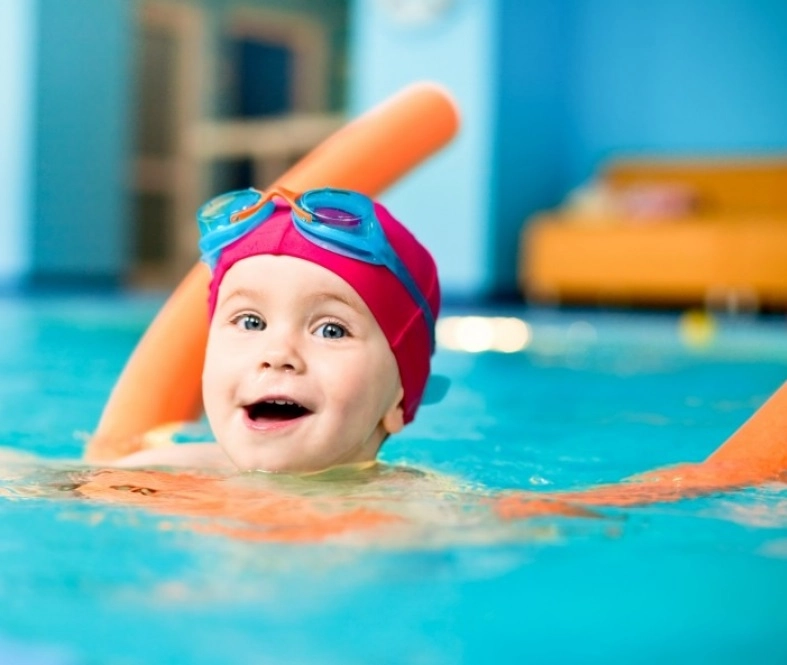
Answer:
[
  {"left": 352, "top": 0, "right": 787, "bottom": 299},
  {"left": 350, "top": 0, "right": 498, "bottom": 298},
  {"left": 32, "top": 0, "right": 134, "bottom": 284},
  {"left": 563, "top": 0, "right": 787, "bottom": 187},
  {"left": 0, "top": 1, "right": 36, "bottom": 285},
  {"left": 492, "top": 0, "right": 569, "bottom": 296}
]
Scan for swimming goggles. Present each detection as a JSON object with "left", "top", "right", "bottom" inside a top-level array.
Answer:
[{"left": 197, "top": 186, "right": 437, "bottom": 352}]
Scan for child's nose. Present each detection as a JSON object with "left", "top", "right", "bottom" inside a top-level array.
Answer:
[{"left": 257, "top": 331, "right": 305, "bottom": 373}]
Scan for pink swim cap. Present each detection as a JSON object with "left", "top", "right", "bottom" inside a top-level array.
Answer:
[{"left": 207, "top": 201, "right": 440, "bottom": 423}]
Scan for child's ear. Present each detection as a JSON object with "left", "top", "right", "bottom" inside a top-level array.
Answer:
[{"left": 381, "top": 386, "right": 405, "bottom": 434}]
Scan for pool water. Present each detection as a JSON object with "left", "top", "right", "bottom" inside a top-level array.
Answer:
[{"left": 0, "top": 296, "right": 786, "bottom": 665}]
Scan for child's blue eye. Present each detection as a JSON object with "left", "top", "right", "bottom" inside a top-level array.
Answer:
[
  {"left": 316, "top": 322, "right": 347, "bottom": 339},
  {"left": 234, "top": 314, "right": 265, "bottom": 331}
]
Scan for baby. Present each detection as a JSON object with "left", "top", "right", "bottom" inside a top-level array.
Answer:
[
  {"left": 115, "top": 186, "right": 444, "bottom": 474},
  {"left": 50, "top": 183, "right": 787, "bottom": 532}
]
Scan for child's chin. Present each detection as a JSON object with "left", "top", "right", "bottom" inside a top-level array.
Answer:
[{"left": 227, "top": 451, "right": 315, "bottom": 475}]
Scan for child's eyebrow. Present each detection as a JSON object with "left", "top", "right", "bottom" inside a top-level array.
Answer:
[
  {"left": 218, "top": 287, "right": 263, "bottom": 306},
  {"left": 218, "top": 287, "right": 366, "bottom": 314},
  {"left": 309, "top": 291, "right": 366, "bottom": 314}
]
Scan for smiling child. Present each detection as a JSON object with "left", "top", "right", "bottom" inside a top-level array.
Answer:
[{"left": 114, "top": 186, "right": 443, "bottom": 473}]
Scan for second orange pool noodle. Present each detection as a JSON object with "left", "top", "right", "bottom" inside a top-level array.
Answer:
[{"left": 86, "top": 82, "right": 460, "bottom": 462}]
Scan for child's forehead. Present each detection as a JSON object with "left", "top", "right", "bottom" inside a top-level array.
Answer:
[{"left": 219, "top": 254, "right": 371, "bottom": 314}]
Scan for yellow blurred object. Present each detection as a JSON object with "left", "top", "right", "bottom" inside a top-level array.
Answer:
[
  {"left": 678, "top": 310, "right": 717, "bottom": 348},
  {"left": 521, "top": 157, "right": 787, "bottom": 308}
]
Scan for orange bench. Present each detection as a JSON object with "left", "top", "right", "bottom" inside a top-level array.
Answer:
[{"left": 520, "top": 158, "right": 787, "bottom": 309}]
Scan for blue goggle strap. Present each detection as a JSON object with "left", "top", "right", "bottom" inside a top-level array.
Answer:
[{"left": 382, "top": 249, "right": 437, "bottom": 353}]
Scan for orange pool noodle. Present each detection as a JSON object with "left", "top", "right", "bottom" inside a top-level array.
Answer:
[
  {"left": 495, "top": 380, "right": 787, "bottom": 520},
  {"left": 86, "top": 82, "right": 460, "bottom": 462},
  {"left": 76, "top": 469, "right": 402, "bottom": 543}
]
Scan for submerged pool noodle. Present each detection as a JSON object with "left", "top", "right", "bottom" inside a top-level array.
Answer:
[{"left": 86, "top": 82, "right": 460, "bottom": 462}]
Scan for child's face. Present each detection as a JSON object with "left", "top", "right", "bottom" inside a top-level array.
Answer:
[{"left": 202, "top": 254, "right": 405, "bottom": 473}]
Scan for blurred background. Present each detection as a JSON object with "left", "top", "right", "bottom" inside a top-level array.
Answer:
[{"left": 1, "top": 0, "right": 786, "bottom": 307}]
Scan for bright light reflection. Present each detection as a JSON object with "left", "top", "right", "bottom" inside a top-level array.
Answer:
[{"left": 437, "top": 316, "right": 532, "bottom": 353}]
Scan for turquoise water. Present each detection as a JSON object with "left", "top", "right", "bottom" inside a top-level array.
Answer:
[{"left": 1, "top": 296, "right": 786, "bottom": 664}]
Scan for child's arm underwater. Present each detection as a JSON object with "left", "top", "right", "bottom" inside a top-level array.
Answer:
[
  {"left": 86, "top": 421, "right": 235, "bottom": 471},
  {"left": 496, "top": 381, "right": 787, "bottom": 519},
  {"left": 112, "top": 442, "right": 233, "bottom": 471}
]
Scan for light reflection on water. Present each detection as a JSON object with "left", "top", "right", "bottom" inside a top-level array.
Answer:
[{"left": 0, "top": 296, "right": 786, "bottom": 664}]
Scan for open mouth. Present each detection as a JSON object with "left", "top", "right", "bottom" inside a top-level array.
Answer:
[{"left": 244, "top": 399, "right": 311, "bottom": 422}]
